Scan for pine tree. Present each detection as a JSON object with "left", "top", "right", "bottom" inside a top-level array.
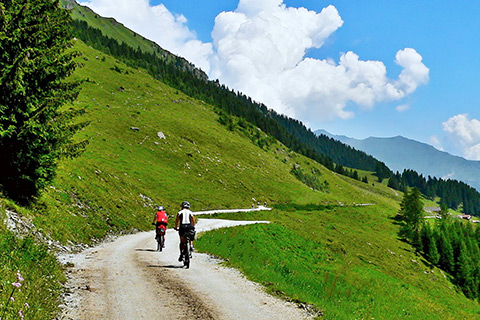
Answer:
[
  {"left": 0, "top": 0, "right": 88, "bottom": 203},
  {"left": 439, "top": 203, "right": 449, "bottom": 220},
  {"left": 399, "top": 188, "right": 424, "bottom": 244},
  {"left": 427, "top": 232, "right": 440, "bottom": 266},
  {"left": 437, "top": 232, "right": 455, "bottom": 273},
  {"left": 456, "top": 241, "right": 475, "bottom": 299}
]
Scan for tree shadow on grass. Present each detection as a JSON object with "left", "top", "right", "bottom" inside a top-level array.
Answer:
[{"left": 389, "top": 215, "right": 403, "bottom": 226}]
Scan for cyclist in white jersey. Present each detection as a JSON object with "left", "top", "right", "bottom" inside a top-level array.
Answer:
[{"left": 174, "top": 201, "right": 195, "bottom": 262}]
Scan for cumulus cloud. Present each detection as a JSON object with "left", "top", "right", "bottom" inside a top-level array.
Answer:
[
  {"left": 77, "top": 0, "right": 213, "bottom": 73},
  {"left": 443, "top": 114, "right": 480, "bottom": 160},
  {"left": 209, "top": 0, "right": 429, "bottom": 121},
  {"left": 77, "top": 0, "right": 429, "bottom": 123}
]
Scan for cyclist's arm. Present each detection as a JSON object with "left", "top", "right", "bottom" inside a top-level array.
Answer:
[
  {"left": 190, "top": 214, "right": 195, "bottom": 227},
  {"left": 174, "top": 214, "right": 179, "bottom": 229},
  {"left": 152, "top": 214, "right": 157, "bottom": 225}
]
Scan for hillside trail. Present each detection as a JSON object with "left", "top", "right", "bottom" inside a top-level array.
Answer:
[{"left": 60, "top": 216, "right": 313, "bottom": 320}]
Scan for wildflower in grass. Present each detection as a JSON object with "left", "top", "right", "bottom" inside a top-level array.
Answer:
[
  {"left": 1, "top": 270, "right": 27, "bottom": 320},
  {"left": 16, "top": 270, "right": 24, "bottom": 282}
]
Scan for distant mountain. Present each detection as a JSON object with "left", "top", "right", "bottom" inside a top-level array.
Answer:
[{"left": 316, "top": 129, "right": 480, "bottom": 191}]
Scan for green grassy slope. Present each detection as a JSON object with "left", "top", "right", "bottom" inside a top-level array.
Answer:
[
  {"left": 198, "top": 206, "right": 480, "bottom": 319},
  {"left": 60, "top": 41, "right": 480, "bottom": 318},
  {"left": 2, "top": 38, "right": 479, "bottom": 319},
  {"left": 23, "top": 40, "right": 395, "bottom": 244}
]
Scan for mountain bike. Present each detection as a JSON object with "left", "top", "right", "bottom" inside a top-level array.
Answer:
[
  {"left": 155, "top": 224, "right": 166, "bottom": 252},
  {"left": 179, "top": 228, "right": 196, "bottom": 268}
]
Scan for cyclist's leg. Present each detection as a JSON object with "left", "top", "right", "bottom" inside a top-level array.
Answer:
[{"left": 178, "top": 234, "right": 186, "bottom": 261}]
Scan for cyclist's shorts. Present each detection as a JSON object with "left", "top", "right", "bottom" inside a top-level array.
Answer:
[{"left": 179, "top": 224, "right": 195, "bottom": 238}]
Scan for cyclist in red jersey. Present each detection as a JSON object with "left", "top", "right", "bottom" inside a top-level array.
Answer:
[{"left": 152, "top": 206, "right": 168, "bottom": 246}]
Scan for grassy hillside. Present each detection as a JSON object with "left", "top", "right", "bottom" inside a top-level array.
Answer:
[
  {"left": 198, "top": 206, "right": 480, "bottom": 319},
  {"left": 0, "top": 38, "right": 404, "bottom": 318},
  {"left": 21, "top": 40, "right": 395, "bottom": 244},
  {"left": 2, "top": 35, "right": 480, "bottom": 319}
]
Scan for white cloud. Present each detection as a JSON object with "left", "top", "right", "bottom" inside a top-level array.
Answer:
[
  {"left": 77, "top": 0, "right": 429, "bottom": 124},
  {"left": 209, "top": 1, "right": 429, "bottom": 121},
  {"left": 443, "top": 114, "right": 480, "bottom": 160},
  {"left": 396, "top": 104, "right": 410, "bottom": 112},
  {"left": 394, "top": 48, "right": 430, "bottom": 95}
]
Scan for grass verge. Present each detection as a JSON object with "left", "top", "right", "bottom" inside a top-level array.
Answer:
[
  {"left": 0, "top": 228, "right": 64, "bottom": 319},
  {"left": 196, "top": 205, "right": 480, "bottom": 319}
]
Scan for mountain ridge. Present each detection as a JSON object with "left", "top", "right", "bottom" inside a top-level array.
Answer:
[{"left": 316, "top": 129, "right": 480, "bottom": 190}]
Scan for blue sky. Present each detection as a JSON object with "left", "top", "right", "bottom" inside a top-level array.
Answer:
[{"left": 77, "top": 0, "right": 480, "bottom": 160}]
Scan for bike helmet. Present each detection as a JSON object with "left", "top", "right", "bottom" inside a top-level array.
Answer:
[
  {"left": 181, "top": 201, "right": 190, "bottom": 209},
  {"left": 157, "top": 206, "right": 165, "bottom": 211}
]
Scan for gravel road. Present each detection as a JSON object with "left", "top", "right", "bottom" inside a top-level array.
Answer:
[{"left": 60, "top": 218, "right": 313, "bottom": 320}]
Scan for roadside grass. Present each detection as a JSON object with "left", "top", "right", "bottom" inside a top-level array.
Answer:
[
  {"left": 196, "top": 205, "right": 480, "bottom": 319},
  {"left": 0, "top": 209, "right": 64, "bottom": 320}
]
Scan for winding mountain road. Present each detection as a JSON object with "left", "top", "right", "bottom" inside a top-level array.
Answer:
[{"left": 60, "top": 218, "right": 313, "bottom": 320}]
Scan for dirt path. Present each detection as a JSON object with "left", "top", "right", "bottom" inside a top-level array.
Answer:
[{"left": 60, "top": 219, "right": 313, "bottom": 320}]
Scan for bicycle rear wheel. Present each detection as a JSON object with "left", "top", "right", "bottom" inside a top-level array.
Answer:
[
  {"left": 160, "top": 235, "right": 165, "bottom": 250},
  {"left": 183, "top": 245, "right": 190, "bottom": 268}
]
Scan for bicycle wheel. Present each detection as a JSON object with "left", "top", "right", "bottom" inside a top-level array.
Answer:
[
  {"left": 156, "top": 233, "right": 164, "bottom": 252},
  {"left": 183, "top": 245, "right": 190, "bottom": 268},
  {"left": 160, "top": 235, "right": 165, "bottom": 251}
]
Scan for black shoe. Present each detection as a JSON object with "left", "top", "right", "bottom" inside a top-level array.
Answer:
[
  {"left": 178, "top": 255, "right": 183, "bottom": 262},
  {"left": 190, "top": 246, "right": 194, "bottom": 252}
]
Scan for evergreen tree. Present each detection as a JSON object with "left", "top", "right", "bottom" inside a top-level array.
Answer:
[
  {"left": 387, "top": 174, "right": 400, "bottom": 190},
  {"left": 439, "top": 203, "right": 449, "bottom": 220},
  {"left": 0, "top": 0, "right": 87, "bottom": 203},
  {"left": 427, "top": 232, "right": 440, "bottom": 265},
  {"left": 351, "top": 169, "right": 359, "bottom": 180},
  {"left": 437, "top": 232, "right": 455, "bottom": 273},
  {"left": 456, "top": 241, "right": 475, "bottom": 299},
  {"left": 399, "top": 188, "right": 424, "bottom": 244}
]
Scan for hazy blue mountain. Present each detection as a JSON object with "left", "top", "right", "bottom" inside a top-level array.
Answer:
[{"left": 316, "top": 129, "right": 480, "bottom": 191}]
